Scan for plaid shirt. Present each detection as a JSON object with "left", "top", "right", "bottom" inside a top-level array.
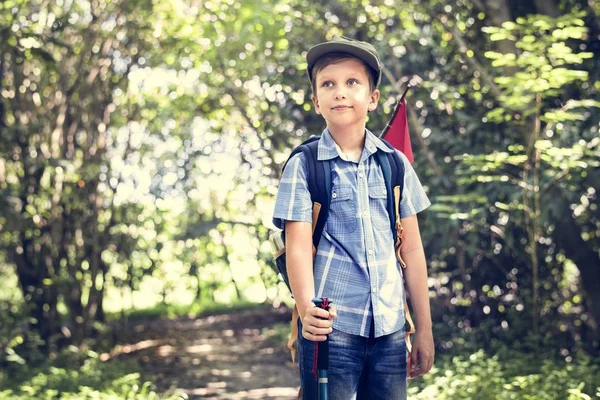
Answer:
[{"left": 273, "top": 128, "right": 430, "bottom": 338}]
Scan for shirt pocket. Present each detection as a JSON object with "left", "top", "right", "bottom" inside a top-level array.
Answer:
[
  {"left": 368, "top": 184, "right": 390, "bottom": 231},
  {"left": 326, "top": 187, "right": 357, "bottom": 235}
]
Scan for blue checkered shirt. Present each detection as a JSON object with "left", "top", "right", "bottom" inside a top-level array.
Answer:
[{"left": 273, "top": 128, "right": 430, "bottom": 338}]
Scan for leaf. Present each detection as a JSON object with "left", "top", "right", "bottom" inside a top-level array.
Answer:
[
  {"left": 551, "top": 26, "right": 587, "bottom": 40},
  {"left": 484, "top": 51, "right": 505, "bottom": 60},
  {"left": 542, "top": 110, "right": 586, "bottom": 123},
  {"left": 490, "top": 32, "right": 516, "bottom": 41}
]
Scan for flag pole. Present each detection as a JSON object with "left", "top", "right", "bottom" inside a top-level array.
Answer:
[{"left": 379, "top": 84, "right": 411, "bottom": 138}]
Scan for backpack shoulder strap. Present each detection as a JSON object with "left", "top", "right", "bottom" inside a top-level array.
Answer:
[
  {"left": 376, "top": 139, "right": 405, "bottom": 243},
  {"left": 378, "top": 140, "right": 414, "bottom": 346},
  {"left": 281, "top": 136, "right": 320, "bottom": 173},
  {"left": 300, "top": 139, "right": 330, "bottom": 250},
  {"left": 281, "top": 136, "right": 331, "bottom": 250}
]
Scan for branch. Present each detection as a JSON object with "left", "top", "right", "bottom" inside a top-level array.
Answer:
[
  {"left": 489, "top": 224, "right": 531, "bottom": 267},
  {"left": 0, "top": 34, "right": 6, "bottom": 129},
  {"left": 471, "top": 0, "right": 486, "bottom": 12},
  {"left": 103, "top": 120, "right": 135, "bottom": 246},
  {"left": 481, "top": 0, "right": 520, "bottom": 77},
  {"left": 12, "top": 249, "right": 37, "bottom": 278},
  {"left": 533, "top": 0, "right": 560, "bottom": 17},
  {"left": 439, "top": 15, "right": 502, "bottom": 99},
  {"left": 406, "top": 105, "right": 442, "bottom": 176}
]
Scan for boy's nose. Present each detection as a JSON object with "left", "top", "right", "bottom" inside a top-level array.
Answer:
[{"left": 334, "top": 89, "right": 346, "bottom": 100}]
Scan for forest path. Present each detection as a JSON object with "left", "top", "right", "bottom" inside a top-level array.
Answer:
[{"left": 115, "top": 306, "right": 299, "bottom": 399}]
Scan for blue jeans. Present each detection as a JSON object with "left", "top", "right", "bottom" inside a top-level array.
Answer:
[{"left": 298, "top": 319, "right": 407, "bottom": 400}]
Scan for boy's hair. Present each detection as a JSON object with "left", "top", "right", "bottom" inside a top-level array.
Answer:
[{"left": 310, "top": 52, "right": 379, "bottom": 94}]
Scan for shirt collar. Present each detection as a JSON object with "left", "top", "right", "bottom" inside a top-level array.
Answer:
[{"left": 317, "top": 127, "right": 394, "bottom": 161}]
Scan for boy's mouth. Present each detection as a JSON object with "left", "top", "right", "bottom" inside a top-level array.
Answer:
[{"left": 332, "top": 105, "right": 352, "bottom": 110}]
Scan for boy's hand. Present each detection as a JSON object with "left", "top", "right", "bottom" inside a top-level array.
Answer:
[
  {"left": 301, "top": 304, "right": 337, "bottom": 342},
  {"left": 408, "top": 329, "right": 434, "bottom": 379}
]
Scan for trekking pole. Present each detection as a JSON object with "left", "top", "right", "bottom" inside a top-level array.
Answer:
[{"left": 313, "top": 297, "right": 331, "bottom": 400}]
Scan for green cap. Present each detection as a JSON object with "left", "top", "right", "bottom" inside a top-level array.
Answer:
[{"left": 306, "top": 36, "right": 382, "bottom": 87}]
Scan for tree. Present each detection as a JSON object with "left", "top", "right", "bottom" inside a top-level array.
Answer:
[{"left": 0, "top": 0, "right": 157, "bottom": 347}]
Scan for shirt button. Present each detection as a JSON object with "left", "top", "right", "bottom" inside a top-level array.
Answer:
[
  {"left": 372, "top": 288, "right": 377, "bottom": 294},
  {"left": 332, "top": 192, "right": 337, "bottom": 199},
  {"left": 363, "top": 210, "right": 368, "bottom": 217},
  {"left": 368, "top": 249, "right": 373, "bottom": 255},
  {"left": 358, "top": 172, "right": 364, "bottom": 178}
]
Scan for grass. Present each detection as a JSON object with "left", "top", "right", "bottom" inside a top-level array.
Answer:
[
  {"left": 105, "top": 298, "right": 271, "bottom": 322},
  {"left": 261, "top": 322, "right": 291, "bottom": 347}
]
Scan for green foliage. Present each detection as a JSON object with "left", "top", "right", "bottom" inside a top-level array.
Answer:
[
  {"left": 430, "top": 3, "right": 599, "bottom": 355},
  {"left": 409, "top": 349, "right": 600, "bottom": 399},
  {"left": 107, "top": 299, "right": 265, "bottom": 321},
  {"left": 0, "top": 352, "right": 186, "bottom": 400},
  {"left": 0, "top": 267, "right": 46, "bottom": 375},
  {"left": 1, "top": 0, "right": 599, "bottom": 388},
  {"left": 246, "top": 317, "right": 600, "bottom": 399},
  {"left": 0, "top": 305, "right": 44, "bottom": 375},
  {"left": 482, "top": 11, "right": 594, "bottom": 122},
  {"left": 261, "top": 322, "right": 291, "bottom": 348},
  {"left": 0, "top": 0, "right": 166, "bottom": 349}
]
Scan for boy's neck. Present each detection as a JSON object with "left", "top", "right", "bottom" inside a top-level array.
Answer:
[{"left": 327, "top": 124, "right": 367, "bottom": 155}]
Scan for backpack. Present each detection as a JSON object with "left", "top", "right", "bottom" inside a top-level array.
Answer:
[{"left": 269, "top": 135, "right": 415, "bottom": 362}]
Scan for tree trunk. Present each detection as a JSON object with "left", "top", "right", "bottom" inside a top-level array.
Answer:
[
  {"left": 533, "top": 0, "right": 560, "bottom": 17},
  {"left": 0, "top": 45, "right": 5, "bottom": 129},
  {"left": 196, "top": 274, "right": 202, "bottom": 300},
  {"left": 219, "top": 232, "right": 242, "bottom": 301},
  {"left": 547, "top": 185, "right": 600, "bottom": 344},
  {"left": 482, "top": 0, "right": 519, "bottom": 75},
  {"left": 13, "top": 246, "right": 60, "bottom": 350},
  {"left": 93, "top": 260, "right": 109, "bottom": 324},
  {"left": 68, "top": 286, "right": 86, "bottom": 345}
]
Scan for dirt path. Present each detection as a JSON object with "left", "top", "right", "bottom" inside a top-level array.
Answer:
[{"left": 114, "top": 306, "right": 299, "bottom": 399}]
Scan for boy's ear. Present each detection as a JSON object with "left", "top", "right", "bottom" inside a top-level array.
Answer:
[
  {"left": 368, "top": 89, "right": 380, "bottom": 111},
  {"left": 312, "top": 94, "right": 322, "bottom": 115}
]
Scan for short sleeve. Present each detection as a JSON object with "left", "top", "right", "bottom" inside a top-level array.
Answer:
[
  {"left": 272, "top": 153, "right": 313, "bottom": 229},
  {"left": 396, "top": 150, "right": 431, "bottom": 217}
]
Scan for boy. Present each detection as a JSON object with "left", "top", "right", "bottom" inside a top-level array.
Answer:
[{"left": 273, "top": 36, "right": 434, "bottom": 399}]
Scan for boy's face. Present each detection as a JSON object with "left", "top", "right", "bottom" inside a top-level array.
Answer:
[{"left": 311, "top": 58, "right": 380, "bottom": 132}]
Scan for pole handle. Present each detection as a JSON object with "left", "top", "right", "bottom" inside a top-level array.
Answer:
[
  {"left": 312, "top": 297, "right": 331, "bottom": 371},
  {"left": 312, "top": 297, "right": 331, "bottom": 312},
  {"left": 313, "top": 297, "right": 331, "bottom": 400}
]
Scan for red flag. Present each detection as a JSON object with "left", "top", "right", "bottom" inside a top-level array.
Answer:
[{"left": 381, "top": 97, "right": 414, "bottom": 164}]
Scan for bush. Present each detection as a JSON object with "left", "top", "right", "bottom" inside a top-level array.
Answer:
[
  {"left": 0, "top": 299, "right": 47, "bottom": 380},
  {"left": 0, "top": 351, "right": 186, "bottom": 400},
  {"left": 409, "top": 349, "right": 600, "bottom": 400}
]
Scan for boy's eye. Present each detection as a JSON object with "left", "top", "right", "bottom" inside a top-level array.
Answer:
[
  {"left": 347, "top": 78, "right": 358, "bottom": 85},
  {"left": 322, "top": 81, "right": 333, "bottom": 88}
]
